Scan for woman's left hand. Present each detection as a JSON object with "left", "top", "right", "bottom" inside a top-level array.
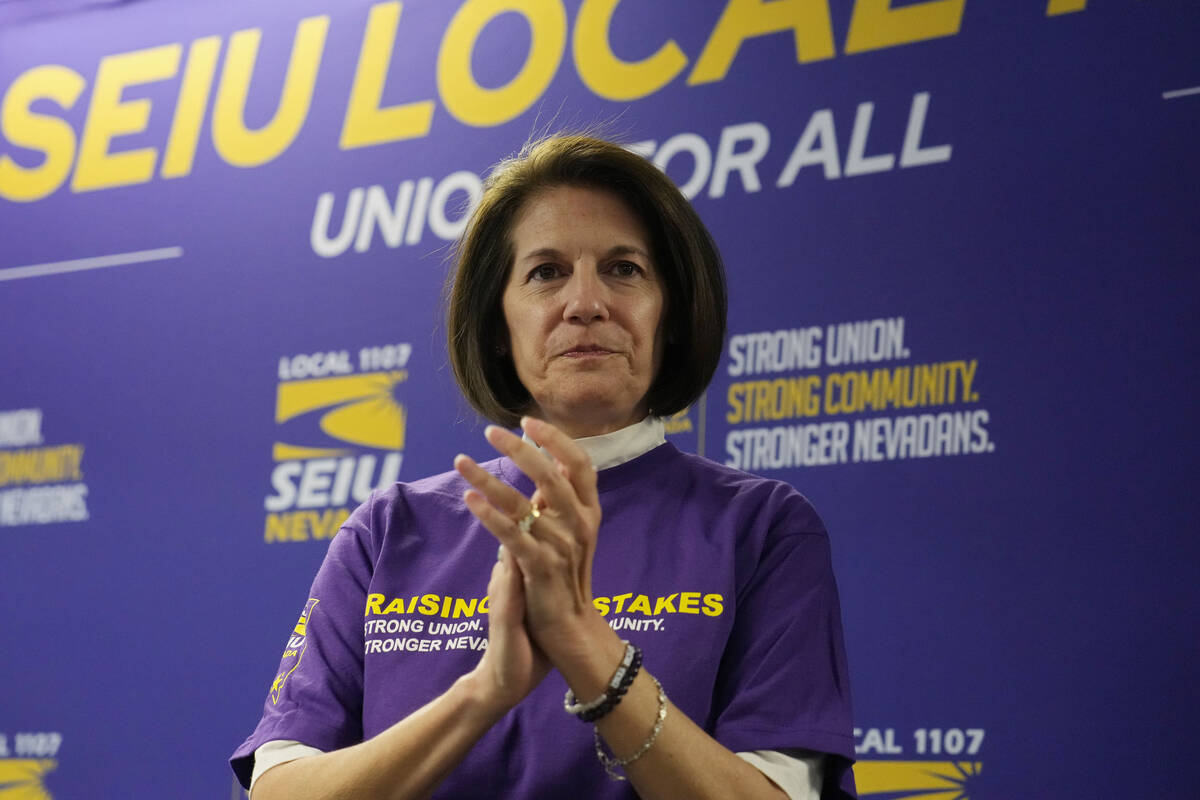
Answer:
[
  {"left": 456, "top": 419, "right": 791, "bottom": 800},
  {"left": 454, "top": 417, "right": 605, "bottom": 656}
]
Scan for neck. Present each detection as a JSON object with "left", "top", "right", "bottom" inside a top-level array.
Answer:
[
  {"left": 531, "top": 406, "right": 648, "bottom": 439},
  {"left": 522, "top": 416, "right": 666, "bottom": 472}
]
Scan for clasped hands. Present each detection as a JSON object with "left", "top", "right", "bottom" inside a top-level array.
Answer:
[{"left": 453, "top": 417, "right": 618, "bottom": 710}]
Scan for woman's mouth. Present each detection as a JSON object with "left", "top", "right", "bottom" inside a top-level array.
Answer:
[{"left": 561, "top": 345, "right": 615, "bottom": 358}]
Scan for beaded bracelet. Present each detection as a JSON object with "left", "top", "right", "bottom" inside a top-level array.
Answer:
[
  {"left": 563, "top": 641, "right": 642, "bottom": 723},
  {"left": 563, "top": 641, "right": 634, "bottom": 716},
  {"left": 578, "top": 647, "right": 641, "bottom": 723},
  {"left": 594, "top": 675, "right": 668, "bottom": 781}
]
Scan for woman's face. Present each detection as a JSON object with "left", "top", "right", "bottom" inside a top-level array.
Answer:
[{"left": 501, "top": 185, "right": 665, "bottom": 438}]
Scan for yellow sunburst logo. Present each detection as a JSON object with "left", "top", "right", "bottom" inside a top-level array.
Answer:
[
  {"left": 273, "top": 371, "right": 407, "bottom": 460},
  {"left": 855, "top": 760, "right": 983, "bottom": 799},
  {"left": 0, "top": 759, "right": 57, "bottom": 799}
]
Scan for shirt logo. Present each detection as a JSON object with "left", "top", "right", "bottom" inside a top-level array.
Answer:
[{"left": 271, "top": 598, "right": 319, "bottom": 704}]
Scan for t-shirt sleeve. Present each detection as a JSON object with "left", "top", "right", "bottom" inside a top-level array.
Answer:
[
  {"left": 229, "top": 496, "right": 380, "bottom": 789},
  {"left": 708, "top": 488, "right": 857, "bottom": 799}
]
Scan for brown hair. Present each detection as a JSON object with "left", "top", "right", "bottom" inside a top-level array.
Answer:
[{"left": 446, "top": 135, "right": 727, "bottom": 428}]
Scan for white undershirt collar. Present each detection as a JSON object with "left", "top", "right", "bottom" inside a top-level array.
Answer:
[{"left": 522, "top": 416, "right": 665, "bottom": 472}]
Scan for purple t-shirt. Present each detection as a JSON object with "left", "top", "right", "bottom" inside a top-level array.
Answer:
[{"left": 232, "top": 442, "right": 856, "bottom": 798}]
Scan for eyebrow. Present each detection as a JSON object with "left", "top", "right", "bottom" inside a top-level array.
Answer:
[{"left": 518, "top": 245, "right": 651, "bottom": 263}]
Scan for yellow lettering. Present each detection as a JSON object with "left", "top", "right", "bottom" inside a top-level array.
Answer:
[
  {"left": 592, "top": 596, "right": 611, "bottom": 615},
  {"left": 611, "top": 592, "right": 633, "bottom": 613},
  {"left": 162, "top": 36, "right": 221, "bottom": 178},
  {"left": 437, "top": 0, "right": 566, "bottom": 127},
  {"left": 844, "top": 0, "right": 964, "bottom": 55},
  {"left": 73, "top": 45, "right": 180, "bottom": 192},
  {"left": 212, "top": 15, "right": 328, "bottom": 167},
  {"left": 419, "top": 593, "right": 440, "bottom": 614},
  {"left": 312, "top": 507, "right": 349, "bottom": 539},
  {"left": 382, "top": 597, "right": 406, "bottom": 614},
  {"left": 67, "top": 444, "right": 84, "bottom": 479},
  {"left": 264, "top": 513, "right": 288, "bottom": 542},
  {"left": 572, "top": 0, "right": 687, "bottom": 100},
  {"left": 678, "top": 591, "right": 701, "bottom": 614},
  {"left": 824, "top": 372, "right": 843, "bottom": 414},
  {"left": 727, "top": 383, "right": 744, "bottom": 424},
  {"left": 960, "top": 359, "right": 977, "bottom": 401},
  {"left": 728, "top": 378, "right": 823, "bottom": 422},
  {"left": 292, "top": 512, "right": 313, "bottom": 540},
  {"left": 0, "top": 65, "right": 85, "bottom": 201},
  {"left": 702, "top": 593, "right": 724, "bottom": 617},
  {"left": 452, "top": 596, "right": 480, "bottom": 617},
  {"left": 689, "top": 0, "right": 834, "bottom": 86},
  {"left": 1046, "top": 0, "right": 1087, "bottom": 14},
  {"left": 263, "top": 509, "right": 349, "bottom": 543},
  {"left": 652, "top": 594, "right": 678, "bottom": 614},
  {"left": 627, "top": 594, "right": 652, "bottom": 615},
  {"left": 341, "top": 2, "right": 435, "bottom": 148},
  {"left": 365, "top": 593, "right": 385, "bottom": 615},
  {"left": 0, "top": 445, "right": 85, "bottom": 486},
  {"left": 479, "top": 595, "right": 490, "bottom": 614}
]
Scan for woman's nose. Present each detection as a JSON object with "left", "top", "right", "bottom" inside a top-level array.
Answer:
[{"left": 562, "top": 268, "right": 609, "bottom": 323}]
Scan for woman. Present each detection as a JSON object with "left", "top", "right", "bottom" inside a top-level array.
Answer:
[{"left": 231, "top": 136, "right": 856, "bottom": 799}]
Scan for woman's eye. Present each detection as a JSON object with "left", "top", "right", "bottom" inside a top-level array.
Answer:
[
  {"left": 612, "top": 261, "right": 642, "bottom": 277},
  {"left": 531, "top": 264, "right": 560, "bottom": 281}
]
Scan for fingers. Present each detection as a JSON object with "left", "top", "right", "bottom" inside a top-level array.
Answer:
[
  {"left": 456, "top": 452, "right": 563, "bottom": 561},
  {"left": 462, "top": 488, "right": 530, "bottom": 555},
  {"left": 484, "top": 422, "right": 598, "bottom": 515},
  {"left": 482, "top": 425, "right": 581, "bottom": 513},
  {"left": 454, "top": 453, "right": 531, "bottom": 519},
  {"left": 460, "top": 420, "right": 600, "bottom": 580},
  {"left": 520, "top": 417, "right": 599, "bottom": 508},
  {"left": 487, "top": 560, "right": 507, "bottom": 618},
  {"left": 487, "top": 551, "right": 525, "bottom": 631},
  {"left": 458, "top": 478, "right": 567, "bottom": 575}
]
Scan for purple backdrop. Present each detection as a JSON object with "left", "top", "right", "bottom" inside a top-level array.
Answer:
[{"left": 2, "top": 1, "right": 1197, "bottom": 797}]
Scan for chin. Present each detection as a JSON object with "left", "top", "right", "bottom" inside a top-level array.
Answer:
[{"left": 544, "top": 391, "right": 645, "bottom": 431}]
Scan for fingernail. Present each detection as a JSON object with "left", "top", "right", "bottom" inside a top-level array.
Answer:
[{"left": 519, "top": 416, "right": 532, "bottom": 430}]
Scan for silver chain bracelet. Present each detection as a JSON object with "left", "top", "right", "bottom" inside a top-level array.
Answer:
[{"left": 593, "top": 675, "right": 668, "bottom": 781}]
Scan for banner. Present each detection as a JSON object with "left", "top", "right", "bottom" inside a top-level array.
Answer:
[{"left": 2, "top": 1, "right": 1197, "bottom": 797}]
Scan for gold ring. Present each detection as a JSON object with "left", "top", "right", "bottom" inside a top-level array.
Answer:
[{"left": 516, "top": 504, "right": 541, "bottom": 534}]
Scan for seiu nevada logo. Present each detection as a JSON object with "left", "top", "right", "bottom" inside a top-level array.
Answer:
[
  {"left": 262, "top": 345, "right": 411, "bottom": 543},
  {"left": 271, "top": 598, "right": 319, "bottom": 704}
]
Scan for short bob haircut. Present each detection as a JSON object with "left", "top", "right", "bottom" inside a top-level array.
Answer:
[{"left": 447, "top": 135, "right": 727, "bottom": 429}]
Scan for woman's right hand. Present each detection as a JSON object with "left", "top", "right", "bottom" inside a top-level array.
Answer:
[{"left": 470, "top": 547, "right": 550, "bottom": 712}]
